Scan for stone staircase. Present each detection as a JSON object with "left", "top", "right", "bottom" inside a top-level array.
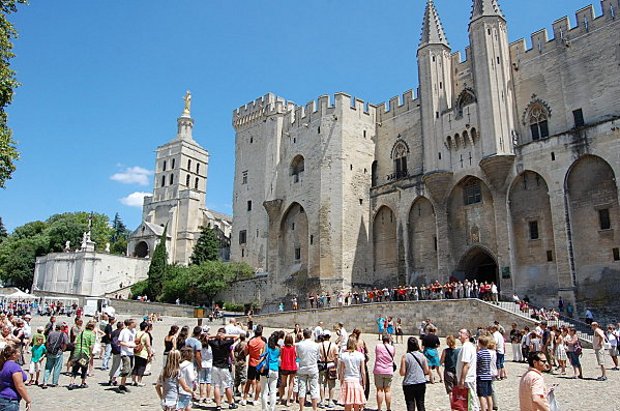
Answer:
[{"left": 496, "top": 301, "right": 593, "bottom": 345}]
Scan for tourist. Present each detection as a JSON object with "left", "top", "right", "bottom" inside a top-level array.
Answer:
[
  {"left": 350, "top": 328, "right": 369, "bottom": 399},
  {"left": 68, "top": 320, "right": 96, "bottom": 390},
  {"left": 456, "top": 328, "right": 479, "bottom": 411},
  {"left": 373, "top": 335, "right": 395, "bottom": 411},
  {"left": 296, "top": 328, "right": 320, "bottom": 411},
  {"left": 439, "top": 334, "right": 458, "bottom": 396},
  {"left": 338, "top": 336, "right": 366, "bottom": 411},
  {"left": 176, "top": 326, "right": 189, "bottom": 350},
  {"left": 491, "top": 324, "right": 506, "bottom": 379},
  {"left": 155, "top": 349, "right": 192, "bottom": 411},
  {"left": 100, "top": 316, "right": 115, "bottom": 371},
  {"left": 26, "top": 334, "right": 45, "bottom": 386},
  {"left": 605, "top": 324, "right": 619, "bottom": 370},
  {"left": 591, "top": 322, "right": 608, "bottom": 381},
  {"left": 185, "top": 326, "right": 203, "bottom": 375},
  {"left": 518, "top": 351, "right": 550, "bottom": 411},
  {"left": 386, "top": 317, "right": 395, "bottom": 340},
  {"left": 178, "top": 347, "right": 197, "bottom": 410},
  {"left": 554, "top": 328, "right": 567, "bottom": 375},
  {"left": 335, "top": 323, "right": 349, "bottom": 354},
  {"left": 132, "top": 321, "right": 153, "bottom": 386},
  {"left": 242, "top": 324, "right": 266, "bottom": 406},
  {"left": 118, "top": 318, "right": 137, "bottom": 392},
  {"left": 66, "top": 316, "right": 83, "bottom": 373},
  {"left": 232, "top": 334, "right": 247, "bottom": 398},
  {"left": 0, "top": 346, "right": 31, "bottom": 411},
  {"left": 585, "top": 308, "right": 594, "bottom": 325},
  {"left": 564, "top": 327, "right": 583, "bottom": 379},
  {"left": 400, "top": 336, "right": 429, "bottom": 411},
  {"left": 107, "top": 320, "right": 124, "bottom": 385},
  {"left": 198, "top": 331, "right": 212, "bottom": 404},
  {"left": 421, "top": 326, "right": 442, "bottom": 384},
  {"left": 318, "top": 331, "right": 338, "bottom": 408},
  {"left": 279, "top": 333, "right": 298, "bottom": 407},
  {"left": 41, "top": 323, "right": 68, "bottom": 388},
  {"left": 163, "top": 325, "right": 179, "bottom": 357},
  {"left": 509, "top": 323, "right": 523, "bottom": 362},
  {"left": 395, "top": 318, "right": 404, "bottom": 344},
  {"left": 260, "top": 333, "right": 280, "bottom": 411},
  {"left": 376, "top": 316, "right": 385, "bottom": 341},
  {"left": 476, "top": 335, "right": 493, "bottom": 411},
  {"left": 207, "top": 327, "right": 239, "bottom": 409},
  {"left": 313, "top": 322, "right": 324, "bottom": 342},
  {"left": 43, "top": 316, "right": 56, "bottom": 337}
]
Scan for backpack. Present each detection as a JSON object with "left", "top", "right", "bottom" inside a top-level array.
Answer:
[
  {"left": 134, "top": 332, "right": 144, "bottom": 354},
  {"left": 256, "top": 349, "right": 269, "bottom": 376}
]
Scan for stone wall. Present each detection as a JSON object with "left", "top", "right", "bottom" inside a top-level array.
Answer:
[
  {"left": 237, "top": 299, "right": 536, "bottom": 337},
  {"left": 216, "top": 276, "right": 269, "bottom": 307}
]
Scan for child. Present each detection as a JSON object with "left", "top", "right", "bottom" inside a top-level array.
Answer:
[
  {"left": 28, "top": 334, "right": 46, "bottom": 385},
  {"left": 156, "top": 350, "right": 193, "bottom": 411}
]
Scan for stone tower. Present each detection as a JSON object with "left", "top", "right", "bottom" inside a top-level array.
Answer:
[
  {"left": 418, "top": 0, "right": 453, "bottom": 172},
  {"left": 128, "top": 92, "right": 210, "bottom": 264},
  {"left": 469, "top": 0, "right": 516, "bottom": 156}
]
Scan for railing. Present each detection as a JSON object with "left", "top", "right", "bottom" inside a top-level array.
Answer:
[{"left": 386, "top": 171, "right": 409, "bottom": 181}]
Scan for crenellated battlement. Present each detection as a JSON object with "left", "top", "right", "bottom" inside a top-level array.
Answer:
[
  {"left": 232, "top": 93, "right": 294, "bottom": 130},
  {"left": 377, "top": 90, "right": 419, "bottom": 120},
  {"left": 285, "top": 92, "right": 376, "bottom": 129},
  {"left": 509, "top": 1, "right": 618, "bottom": 65}
]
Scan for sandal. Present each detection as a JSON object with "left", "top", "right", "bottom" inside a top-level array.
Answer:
[{"left": 80, "top": 383, "right": 88, "bottom": 388}]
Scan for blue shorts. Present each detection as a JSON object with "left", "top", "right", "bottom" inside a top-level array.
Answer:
[
  {"left": 199, "top": 367, "right": 212, "bottom": 384},
  {"left": 496, "top": 353, "right": 505, "bottom": 369},
  {"left": 0, "top": 397, "right": 20, "bottom": 411},
  {"left": 476, "top": 379, "right": 493, "bottom": 397},
  {"left": 177, "top": 394, "right": 192, "bottom": 409}
]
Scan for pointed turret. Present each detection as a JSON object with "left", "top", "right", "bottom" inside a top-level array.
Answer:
[
  {"left": 419, "top": 0, "right": 449, "bottom": 49},
  {"left": 470, "top": 0, "right": 505, "bottom": 23}
]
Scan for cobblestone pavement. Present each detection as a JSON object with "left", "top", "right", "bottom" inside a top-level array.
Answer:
[{"left": 24, "top": 315, "right": 619, "bottom": 410}]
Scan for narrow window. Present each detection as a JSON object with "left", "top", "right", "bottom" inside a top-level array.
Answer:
[
  {"left": 497, "top": 56, "right": 500, "bottom": 64},
  {"left": 247, "top": 200, "right": 252, "bottom": 211},
  {"left": 551, "top": 152, "right": 555, "bottom": 161},
  {"left": 310, "top": 235, "right": 314, "bottom": 245},
  {"left": 187, "top": 159, "right": 192, "bottom": 170},
  {"left": 171, "top": 158, "right": 176, "bottom": 169},
  {"left": 241, "top": 249, "right": 245, "bottom": 258},
  {"left": 294, "top": 247, "right": 301, "bottom": 261},
  {"left": 250, "top": 137, "right": 253, "bottom": 144},
  {"left": 573, "top": 109, "right": 585, "bottom": 127},
  {"left": 318, "top": 126, "right": 321, "bottom": 134},
  {"left": 242, "top": 171, "right": 248, "bottom": 184},
  {"left": 350, "top": 164, "right": 353, "bottom": 171},
  {"left": 363, "top": 130, "right": 367, "bottom": 138},
  {"left": 359, "top": 199, "right": 363, "bottom": 205},
  {"left": 256, "top": 229, "right": 259, "bottom": 237},
  {"left": 163, "top": 160, "right": 167, "bottom": 172},
  {"left": 161, "top": 175, "right": 166, "bottom": 187},
  {"left": 433, "top": 236, "right": 438, "bottom": 251},
  {"left": 529, "top": 221, "right": 539, "bottom": 240},
  {"left": 194, "top": 177, "right": 199, "bottom": 190},
  {"left": 546, "top": 250, "right": 553, "bottom": 262},
  {"left": 239, "top": 230, "right": 247, "bottom": 244},
  {"left": 169, "top": 174, "right": 174, "bottom": 185},
  {"left": 614, "top": 248, "right": 620, "bottom": 261},
  {"left": 185, "top": 174, "right": 190, "bottom": 186},
  {"left": 599, "top": 208, "right": 611, "bottom": 230},
  {"left": 371, "top": 161, "right": 378, "bottom": 187},
  {"left": 196, "top": 163, "right": 200, "bottom": 175},
  {"left": 438, "top": 152, "right": 442, "bottom": 160},
  {"left": 291, "top": 223, "right": 295, "bottom": 230}
]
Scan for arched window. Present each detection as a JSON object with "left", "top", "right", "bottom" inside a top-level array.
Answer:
[
  {"left": 371, "top": 161, "right": 378, "bottom": 187},
  {"left": 195, "top": 177, "right": 199, "bottom": 190},
  {"left": 186, "top": 174, "right": 190, "bottom": 186},
  {"left": 169, "top": 174, "right": 174, "bottom": 185},
  {"left": 196, "top": 163, "right": 200, "bottom": 175},
  {"left": 162, "top": 160, "right": 167, "bottom": 172},
  {"left": 455, "top": 88, "right": 476, "bottom": 118},
  {"left": 187, "top": 159, "right": 192, "bottom": 170},
  {"left": 171, "top": 158, "right": 176, "bottom": 169},
  {"left": 391, "top": 141, "right": 409, "bottom": 179},
  {"left": 161, "top": 175, "right": 166, "bottom": 187},
  {"left": 290, "top": 155, "right": 305, "bottom": 183},
  {"left": 528, "top": 104, "right": 550, "bottom": 140}
]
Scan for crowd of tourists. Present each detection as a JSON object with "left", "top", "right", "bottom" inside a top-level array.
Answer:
[
  {"left": 0, "top": 305, "right": 617, "bottom": 410},
  {"left": 297, "top": 280, "right": 501, "bottom": 311}
]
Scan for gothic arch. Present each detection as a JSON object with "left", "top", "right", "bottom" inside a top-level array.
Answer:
[
  {"left": 290, "top": 155, "right": 305, "bottom": 182},
  {"left": 456, "top": 245, "right": 499, "bottom": 287},
  {"left": 565, "top": 155, "right": 620, "bottom": 303},
  {"left": 455, "top": 88, "right": 476, "bottom": 118},
  {"left": 522, "top": 97, "right": 552, "bottom": 141},
  {"left": 408, "top": 197, "right": 437, "bottom": 282},
  {"left": 390, "top": 140, "right": 410, "bottom": 159},
  {"left": 373, "top": 205, "right": 397, "bottom": 276},
  {"left": 508, "top": 171, "right": 558, "bottom": 296},
  {"left": 279, "top": 202, "right": 309, "bottom": 276}
]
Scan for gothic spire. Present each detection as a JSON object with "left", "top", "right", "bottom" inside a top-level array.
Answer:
[
  {"left": 470, "top": 0, "right": 505, "bottom": 23},
  {"left": 419, "top": 0, "right": 449, "bottom": 49}
]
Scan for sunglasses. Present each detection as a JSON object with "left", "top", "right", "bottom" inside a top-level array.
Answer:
[{"left": 537, "top": 358, "right": 548, "bottom": 363}]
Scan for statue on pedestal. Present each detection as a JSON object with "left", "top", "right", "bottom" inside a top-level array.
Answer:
[
  {"left": 105, "top": 243, "right": 111, "bottom": 253},
  {"left": 183, "top": 90, "right": 192, "bottom": 116},
  {"left": 64, "top": 241, "right": 71, "bottom": 252}
]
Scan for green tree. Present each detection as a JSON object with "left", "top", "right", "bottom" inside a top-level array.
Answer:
[
  {"left": 0, "top": 217, "right": 7, "bottom": 243},
  {"left": 110, "top": 212, "right": 130, "bottom": 255},
  {"left": 190, "top": 225, "right": 220, "bottom": 265},
  {"left": 45, "top": 212, "right": 112, "bottom": 252},
  {"left": 0, "top": 0, "right": 27, "bottom": 188},
  {"left": 130, "top": 279, "right": 148, "bottom": 298},
  {"left": 146, "top": 225, "right": 168, "bottom": 300},
  {"left": 0, "top": 232, "right": 49, "bottom": 289}
]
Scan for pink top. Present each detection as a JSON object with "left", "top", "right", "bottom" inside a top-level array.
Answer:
[
  {"left": 518, "top": 368, "right": 547, "bottom": 411},
  {"left": 373, "top": 343, "right": 395, "bottom": 375}
]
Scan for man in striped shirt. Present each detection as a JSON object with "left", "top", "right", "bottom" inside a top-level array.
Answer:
[{"left": 476, "top": 335, "right": 494, "bottom": 411}]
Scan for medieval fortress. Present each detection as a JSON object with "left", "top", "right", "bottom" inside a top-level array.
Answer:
[{"left": 228, "top": 0, "right": 620, "bottom": 313}]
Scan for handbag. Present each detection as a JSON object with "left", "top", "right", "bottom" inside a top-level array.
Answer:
[
  {"left": 548, "top": 388, "right": 560, "bottom": 411},
  {"left": 450, "top": 385, "right": 469, "bottom": 411},
  {"left": 383, "top": 342, "right": 397, "bottom": 372},
  {"left": 74, "top": 332, "right": 90, "bottom": 367}
]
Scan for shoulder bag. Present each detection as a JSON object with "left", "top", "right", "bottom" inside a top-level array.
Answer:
[
  {"left": 383, "top": 343, "right": 397, "bottom": 372},
  {"left": 75, "top": 332, "right": 90, "bottom": 367}
]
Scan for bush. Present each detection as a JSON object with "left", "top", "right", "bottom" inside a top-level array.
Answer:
[
  {"left": 130, "top": 280, "right": 149, "bottom": 298},
  {"left": 223, "top": 302, "right": 244, "bottom": 312}
]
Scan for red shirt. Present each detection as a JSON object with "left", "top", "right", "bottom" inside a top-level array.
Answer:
[{"left": 280, "top": 345, "right": 298, "bottom": 371}]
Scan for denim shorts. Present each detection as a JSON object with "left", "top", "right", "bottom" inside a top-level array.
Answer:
[
  {"left": 199, "top": 367, "right": 212, "bottom": 384},
  {"left": 177, "top": 394, "right": 192, "bottom": 409},
  {"left": 0, "top": 397, "right": 20, "bottom": 411},
  {"left": 476, "top": 379, "right": 493, "bottom": 397}
]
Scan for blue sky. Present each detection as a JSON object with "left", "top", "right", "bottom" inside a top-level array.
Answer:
[{"left": 1, "top": 0, "right": 592, "bottom": 232}]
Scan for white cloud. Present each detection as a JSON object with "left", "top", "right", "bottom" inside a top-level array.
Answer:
[
  {"left": 110, "top": 166, "right": 153, "bottom": 186},
  {"left": 120, "top": 192, "right": 151, "bottom": 207}
]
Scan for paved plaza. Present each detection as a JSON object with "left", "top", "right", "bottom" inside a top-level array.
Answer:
[{"left": 24, "top": 315, "right": 618, "bottom": 411}]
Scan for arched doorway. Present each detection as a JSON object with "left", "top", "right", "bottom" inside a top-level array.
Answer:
[
  {"left": 373, "top": 205, "right": 397, "bottom": 276},
  {"left": 279, "top": 202, "right": 309, "bottom": 276},
  {"left": 457, "top": 247, "right": 499, "bottom": 287},
  {"left": 134, "top": 241, "right": 149, "bottom": 258}
]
